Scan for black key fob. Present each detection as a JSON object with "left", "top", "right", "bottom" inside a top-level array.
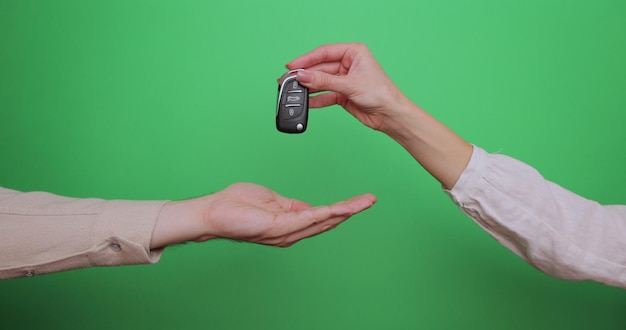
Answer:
[{"left": 276, "top": 69, "right": 309, "bottom": 133}]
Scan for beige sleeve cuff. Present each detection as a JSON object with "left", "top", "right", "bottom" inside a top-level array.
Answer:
[{"left": 88, "top": 199, "right": 166, "bottom": 267}]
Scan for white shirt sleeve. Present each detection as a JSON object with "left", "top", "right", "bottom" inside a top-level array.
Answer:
[{"left": 445, "top": 145, "right": 626, "bottom": 288}]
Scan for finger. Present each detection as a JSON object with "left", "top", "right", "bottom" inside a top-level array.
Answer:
[
  {"left": 269, "top": 190, "right": 312, "bottom": 212},
  {"left": 300, "top": 62, "right": 343, "bottom": 75},
  {"left": 296, "top": 70, "right": 355, "bottom": 97},
  {"left": 287, "top": 199, "right": 312, "bottom": 212},
  {"left": 276, "top": 193, "right": 377, "bottom": 236},
  {"left": 280, "top": 194, "right": 377, "bottom": 245},
  {"left": 287, "top": 43, "right": 358, "bottom": 70},
  {"left": 276, "top": 62, "right": 341, "bottom": 88},
  {"left": 281, "top": 214, "right": 350, "bottom": 246},
  {"left": 276, "top": 62, "right": 338, "bottom": 93},
  {"left": 309, "top": 92, "right": 339, "bottom": 109},
  {"left": 309, "top": 193, "right": 376, "bottom": 222},
  {"left": 335, "top": 193, "right": 377, "bottom": 213}
]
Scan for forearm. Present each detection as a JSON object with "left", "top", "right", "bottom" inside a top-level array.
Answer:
[{"left": 381, "top": 98, "right": 473, "bottom": 189}]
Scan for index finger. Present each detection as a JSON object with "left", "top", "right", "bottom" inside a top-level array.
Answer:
[{"left": 286, "top": 43, "right": 358, "bottom": 70}]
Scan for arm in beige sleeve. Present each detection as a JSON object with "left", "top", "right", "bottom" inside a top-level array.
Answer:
[
  {"left": 446, "top": 146, "right": 626, "bottom": 288},
  {"left": 0, "top": 183, "right": 377, "bottom": 280},
  {"left": 0, "top": 187, "right": 165, "bottom": 279}
]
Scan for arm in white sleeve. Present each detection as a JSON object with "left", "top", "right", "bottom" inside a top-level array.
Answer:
[
  {"left": 0, "top": 187, "right": 166, "bottom": 279},
  {"left": 446, "top": 146, "right": 626, "bottom": 288}
]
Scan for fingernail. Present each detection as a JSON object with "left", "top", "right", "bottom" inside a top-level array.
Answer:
[{"left": 297, "top": 70, "right": 312, "bottom": 84}]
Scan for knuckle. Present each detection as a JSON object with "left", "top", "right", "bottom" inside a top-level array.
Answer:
[
  {"left": 353, "top": 41, "right": 367, "bottom": 49},
  {"left": 319, "top": 46, "right": 331, "bottom": 62},
  {"left": 278, "top": 240, "right": 294, "bottom": 248},
  {"left": 322, "top": 224, "right": 337, "bottom": 232},
  {"left": 316, "top": 73, "right": 333, "bottom": 89},
  {"left": 274, "top": 235, "right": 293, "bottom": 248}
]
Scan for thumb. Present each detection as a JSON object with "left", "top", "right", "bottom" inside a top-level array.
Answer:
[{"left": 296, "top": 70, "right": 355, "bottom": 96}]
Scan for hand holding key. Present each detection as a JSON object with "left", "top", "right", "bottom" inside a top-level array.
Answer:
[
  {"left": 285, "top": 43, "right": 411, "bottom": 134},
  {"left": 286, "top": 42, "right": 473, "bottom": 189}
]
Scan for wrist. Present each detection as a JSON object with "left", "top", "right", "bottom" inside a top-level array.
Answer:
[
  {"left": 378, "top": 97, "right": 425, "bottom": 141},
  {"left": 150, "top": 195, "right": 218, "bottom": 249}
]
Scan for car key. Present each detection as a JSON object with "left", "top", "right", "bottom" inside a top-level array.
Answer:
[{"left": 276, "top": 69, "right": 309, "bottom": 133}]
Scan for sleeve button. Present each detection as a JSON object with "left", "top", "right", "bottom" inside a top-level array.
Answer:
[{"left": 110, "top": 242, "right": 122, "bottom": 252}]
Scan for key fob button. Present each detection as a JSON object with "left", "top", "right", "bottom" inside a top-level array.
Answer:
[
  {"left": 279, "top": 105, "right": 303, "bottom": 120},
  {"left": 286, "top": 95, "right": 302, "bottom": 103}
]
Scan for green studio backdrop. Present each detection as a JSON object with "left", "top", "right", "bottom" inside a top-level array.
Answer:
[{"left": 1, "top": 0, "right": 625, "bottom": 329}]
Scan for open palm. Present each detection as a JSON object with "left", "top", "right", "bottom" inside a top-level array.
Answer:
[{"left": 203, "top": 183, "right": 376, "bottom": 247}]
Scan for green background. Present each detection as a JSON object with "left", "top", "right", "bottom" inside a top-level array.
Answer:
[{"left": 1, "top": 0, "right": 625, "bottom": 329}]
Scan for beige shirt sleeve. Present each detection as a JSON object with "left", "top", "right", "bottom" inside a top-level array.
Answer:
[
  {"left": 0, "top": 187, "right": 166, "bottom": 279},
  {"left": 445, "top": 146, "right": 626, "bottom": 288}
]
